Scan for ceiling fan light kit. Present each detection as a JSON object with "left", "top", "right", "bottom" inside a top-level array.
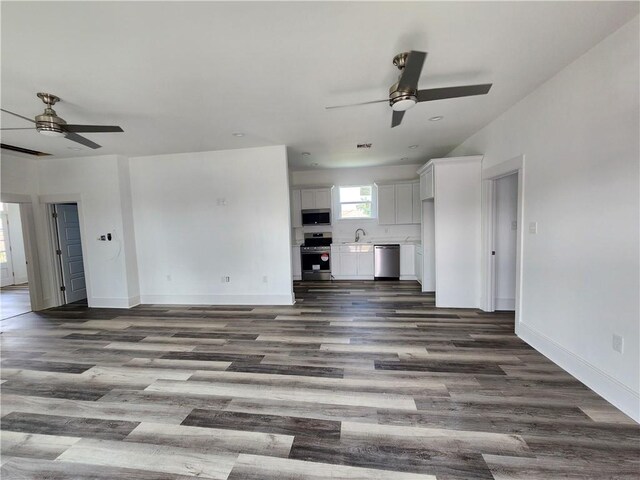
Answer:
[
  {"left": 1, "top": 92, "right": 124, "bottom": 149},
  {"left": 326, "top": 50, "right": 492, "bottom": 128}
]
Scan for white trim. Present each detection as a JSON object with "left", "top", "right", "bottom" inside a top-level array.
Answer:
[
  {"left": 480, "top": 155, "right": 525, "bottom": 334},
  {"left": 519, "top": 323, "right": 639, "bottom": 423},
  {"left": 139, "top": 294, "right": 295, "bottom": 306},
  {"left": 0, "top": 194, "right": 43, "bottom": 311},
  {"left": 417, "top": 155, "right": 484, "bottom": 174},
  {"left": 91, "top": 297, "right": 140, "bottom": 309},
  {"left": 39, "top": 194, "right": 93, "bottom": 308}
]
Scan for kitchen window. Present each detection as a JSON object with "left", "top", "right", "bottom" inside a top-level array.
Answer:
[{"left": 338, "top": 185, "right": 373, "bottom": 219}]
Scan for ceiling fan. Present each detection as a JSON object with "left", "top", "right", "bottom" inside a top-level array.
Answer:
[
  {"left": 0, "top": 92, "right": 123, "bottom": 149},
  {"left": 326, "top": 51, "right": 492, "bottom": 128}
]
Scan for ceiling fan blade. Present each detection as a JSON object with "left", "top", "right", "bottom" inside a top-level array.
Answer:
[
  {"left": 0, "top": 108, "right": 35, "bottom": 124},
  {"left": 391, "top": 110, "right": 405, "bottom": 128},
  {"left": 1, "top": 143, "right": 51, "bottom": 157},
  {"left": 398, "top": 51, "right": 427, "bottom": 90},
  {"left": 325, "top": 99, "right": 387, "bottom": 110},
  {"left": 0, "top": 127, "right": 36, "bottom": 130},
  {"left": 417, "top": 84, "right": 492, "bottom": 102},
  {"left": 65, "top": 132, "right": 101, "bottom": 149},
  {"left": 64, "top": 124, "right": 124, "bottom": 133}
]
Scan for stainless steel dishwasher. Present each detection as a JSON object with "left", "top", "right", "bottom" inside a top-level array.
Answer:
[{"left": 374, "top": 244, "right": 400, "bottom": 280}]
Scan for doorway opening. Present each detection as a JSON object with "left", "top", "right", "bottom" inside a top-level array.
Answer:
[
  {"left": 0, "top": 202, "right": 32, "bottom": 319},
  {"left": 52, "top": 203, "right": 87, "bottom": 305},
  {"left": 481, "top": 154, "right": 525, "bottom": 329},
  {"left": 491, "top": 173, "right": 518, "bottom": 311}
]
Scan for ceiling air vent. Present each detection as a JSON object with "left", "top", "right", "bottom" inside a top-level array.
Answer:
[{"left": 357, "top": 143, "right": 372, "bottom": 149}]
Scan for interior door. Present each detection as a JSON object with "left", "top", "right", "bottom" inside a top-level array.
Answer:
[
  {"left": 55, "top": 204, "right": 87, "bottom": 303},
  {"left": 0, "top": 213, "right": 15, "bottom": 287}
]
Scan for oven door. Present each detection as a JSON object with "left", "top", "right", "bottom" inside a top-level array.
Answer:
[
  {"left": 301, "top": 250, "right": 331, "bottom": 280},
  {"left": 301, "top": 209, "right": 331, "bottom": 226}
]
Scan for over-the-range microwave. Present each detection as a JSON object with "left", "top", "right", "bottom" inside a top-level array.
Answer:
[{"left": 301, "top": 208, "right": 331, "bottom": 226}]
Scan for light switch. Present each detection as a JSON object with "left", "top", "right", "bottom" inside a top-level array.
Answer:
[{"left": 529, "top": 222, "right": 538, "bottom": 234}]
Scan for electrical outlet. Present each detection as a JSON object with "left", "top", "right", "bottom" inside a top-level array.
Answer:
[
  {"left": 262, "top": 275, "right": 268, "bottom": 283},
  {"left": 529, "top": 222, "right": 538, "bottom": 234},
  {"left": 511, "top": 221, "right": 517, "bottom": 231},
  {"left": 221, "top": 276, "right": 230, "bottom": 283},
  {"left": 612, "top": 334, "right": 624, "bottom": 354}
]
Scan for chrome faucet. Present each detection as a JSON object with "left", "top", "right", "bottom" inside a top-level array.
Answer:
[{"left": 355, "top": 228, "right": 366, "bottom": 242}]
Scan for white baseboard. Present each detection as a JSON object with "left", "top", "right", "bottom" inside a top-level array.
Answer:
[
  {"left": 331, "top": 275, "right": 373, "bottom": 280},
  {"left": 13, "top": 276, "right": 28, "bottom": 285},
  {"left": 127, "top": 295, "right": 141, "bottom": 308},
  {"left": 518, "top": 322, "right": 639, "bottom": 423},
  {"left": 89, "top": 297, "right": 137, "bottom": 309},
  {"left": 293, "top": 275, "right": 302, "bottom": 280},
  {"left": 400, "top": 275, "right": 418, "bottom": 281},
  {"left": 495, "top": 297, "right": 515, "bottom": 310},
  {"left": 139, "top": 294, "right": 295, "bottom": 306}
]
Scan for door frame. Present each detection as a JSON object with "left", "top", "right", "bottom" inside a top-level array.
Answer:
[
  {"left": 481, "top": 155, "right": 525, "bottom": 331},
  {"left": 0, "top": 193, "right": 41, "bottom": 311},
  {"left": 41, "top": 194, "right": 92, "bottom": 307},
  {"left": 0, "top": 210, "right": 15, "bottom": 287}
]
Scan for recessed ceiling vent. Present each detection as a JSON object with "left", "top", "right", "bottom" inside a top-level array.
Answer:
[{"left": 357, "top": 143, "right": 372, "bottom": 149}]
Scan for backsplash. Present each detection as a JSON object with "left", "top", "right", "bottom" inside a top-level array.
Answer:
[{"left": 293, "top": 218, "right": 420, "bottom": 245}]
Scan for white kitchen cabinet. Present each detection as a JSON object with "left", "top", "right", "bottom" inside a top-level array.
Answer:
[
  {"left": 377, "top": 184, "right": 396, "bottom": 225},
  {"left": 357, "top": 251, "right": 374, "bottom": 277},
  {"left": 395, "top": 183, "right": 413, "bottom": 225},
  {"left": 292, "top": 246, "right": 301, "bottom": 280},
  {"left": 400, "top": 244, "right": 415, "bottom": 278},
  {"left": 420, "top": 166, "right": 434, "bottom": 200},
  {"left": 340, "top": 253, "right": 358, "bottom": 276},
  {"left": 332, "top": 244, "right": 374, "bottom": 279},
  {"left": 301, "top": 190, "right": 316, "bottom": 210},
  {"left": 314, "top": 189, "right": 332, "bottom": 209},
  {"left": 291, "top": 190, "right": 302, "bottom": 228},
  {"left": 300, "top": 188, "right": 332, "bottom": 210},
  {"left": 412, "top": 183, "right": 421, "bottom": 224},
  {"left": 376, "top": 181, "right": 420, "bottom": 225}
]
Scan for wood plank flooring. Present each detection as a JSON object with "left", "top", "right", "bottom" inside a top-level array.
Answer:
[{"left": 1, "top": 280, "right": 638, "bottom": 479}]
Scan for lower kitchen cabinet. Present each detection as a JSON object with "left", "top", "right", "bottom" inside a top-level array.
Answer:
[
  {"left": 400, "top": 244, "right": 416, "bottom": 279},
  {"left": 331, "top": 244, "right": 374, "bottom": 279}
]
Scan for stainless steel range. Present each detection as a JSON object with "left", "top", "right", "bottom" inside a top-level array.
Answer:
[{"left": 301, "top": 232, "right": 332, "bottom": 281}]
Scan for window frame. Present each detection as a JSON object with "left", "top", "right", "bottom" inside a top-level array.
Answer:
[{"left": 337, "top": 184, "right": 375, "bottom": 220}]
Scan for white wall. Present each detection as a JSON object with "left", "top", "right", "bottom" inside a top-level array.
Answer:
[
  {"left": 449, "top": 17, "right": 639, "bottom": 420},
  {"left": 291, "top": 164, "right": 422, "bottom": 243},
  {"left": 0, "top": 154, "right": 39, "bottom": 197},
  {"left": 37, "top": 155, "right": 136, "bottom": 308},
  {"left": 6, "top": 203, "right": 28, "bottom": 284},
  {"left": 494, "top": 173, "right": 518, "bottom": 310},
  {"left": 130, "top": 145, "right": 293, "bottom": 305}
]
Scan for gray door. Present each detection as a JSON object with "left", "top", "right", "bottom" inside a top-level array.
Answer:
[{"left": 55, "top": 204, "right": 87, "bottom": 303}]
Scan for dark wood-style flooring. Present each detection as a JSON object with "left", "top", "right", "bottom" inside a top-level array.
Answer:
[{"left": 1, "top": 281, "right": 638, "bottom": 479}]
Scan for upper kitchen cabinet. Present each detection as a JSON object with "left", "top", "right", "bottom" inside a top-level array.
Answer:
[
  {"left": 301, "top": 187, "right": 332, "bottom": 210},
  {"left": 376, "top": 180, "right": 420, "bottom": 225}
]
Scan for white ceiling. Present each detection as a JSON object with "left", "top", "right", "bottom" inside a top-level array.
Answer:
[{"left": 1, "top": 2, "right": 637, "bottom": 170}]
